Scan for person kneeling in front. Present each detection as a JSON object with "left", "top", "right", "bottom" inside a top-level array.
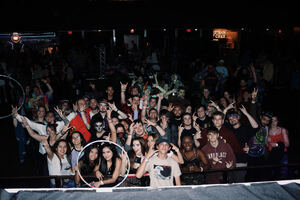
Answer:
[{"left": 136, "top": 138, "right": 182, "bottom": 187}]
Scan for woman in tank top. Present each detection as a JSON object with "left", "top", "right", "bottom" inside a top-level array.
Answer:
[{"left": 180, "top": 135, "right": 209, "bottom": 185}]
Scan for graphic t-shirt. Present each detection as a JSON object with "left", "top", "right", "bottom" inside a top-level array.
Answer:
[{"left": 145, "top": 155, "right": 181, "bottom": 187}]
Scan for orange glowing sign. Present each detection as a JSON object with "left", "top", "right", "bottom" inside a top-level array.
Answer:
[{"left": 213, "top": 29, "right": 227, "bottom": 39}]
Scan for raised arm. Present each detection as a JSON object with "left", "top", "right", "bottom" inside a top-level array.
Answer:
[
  {"left": 147, "top": 119, "right": 166, "bottom": 136},
  {"left": 156, "top": 93, "right": 163, "bottom": 115},
  {"left": 170, "top": 143, "right": 184, "bottom": 164},
  {"left": 136, "top": 147, "right": 158, "bottom": 179},
  {"left": 12, "top": 105, "right": 47, "bottom": 135},
  {"left": 79, "top": 103, "right": 90, "bottom": 130},
  {"left": 107, "top": 109, "right": 117, "bottom": 143},
  {"left": 22, "top": 118, "right": 48, "bottom": 142},
  {"left": 41, "top": 136, "right": 54, "bottom": 160},
  {"left": 108, "top": 102, "right": 127, "bottom": 119},
  {"left": 239, "top": 104, "right": 258, "bottom": 128},
  {"left": 41, "top": 78, "right": 54, "bottom": 98},
  {"left": 141, "top": 97, "right": 148, "bottom": 123},
  {"left": 120, "top": 82, "right": 128, "bottom": 104}
]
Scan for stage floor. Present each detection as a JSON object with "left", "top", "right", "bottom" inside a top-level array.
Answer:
[{"left": 2, "top": 179, "right": 300, "bottom": 200}]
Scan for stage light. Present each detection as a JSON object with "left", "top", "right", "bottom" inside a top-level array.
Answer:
[
  {"left": 186, "top": 29, "right": 191, "bottom": 33},
  {"left": 67, "top": 31, "right": 72, "bottom": 35},
  {"left": 130, "top": 29, "right": 135, "bottom": 34}
]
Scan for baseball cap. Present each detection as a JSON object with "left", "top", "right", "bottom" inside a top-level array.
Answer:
[
  {"left": 157, "top": 138, "right": 171, "bottom": 145},
  {"left": 226, "top": 109, "right": 239, "bottom": 119},
  {"left": 261, "top": 111, "right": 273, "bottom": 118}
]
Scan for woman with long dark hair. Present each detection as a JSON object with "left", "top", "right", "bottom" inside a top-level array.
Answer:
[
  {"left": 75, "top": 143, "right": 100, "bottom": 187},
  {"left": 69, "top": 131, "right": 86, "bottom": 169},
  {"left": 42, "top": 138, "right": 75, "bottom": 187},
  {"left": 92, "top": 143, "right": 122, "bottom": 187}
]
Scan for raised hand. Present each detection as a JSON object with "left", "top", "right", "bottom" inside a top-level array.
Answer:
[
  {"left": 73, "top": 104, "right": 78, "bottom": 112},
  {"left": 212, "top": 155, "right": 221, "bottom": 164},
  {"left": 107, "top": 102, "right": 117, "bottom": 111},
  {"left": 128, "top": 113, "right": 133, "bottom": 122},
  {"left": 167, "top": 103, "right": 174, "bottom": 112},
  {"left": 225, "top": 161, "right": 233, "bottom": 168},
  {"left": 54, "top": 106, "right": 63, "bottom": 117},
  {"left": 193, "top": 122, "right": 201, "bottom": 132},
  {"left": 178, "top": 123, "right": 185, "bottom": 133},
  {"left": 239, "top": 104, "right": 248, "bottom": 115},
  {"left": 192, "top": 112, "right": 198, "bottom": 122},
  {"left": 170, "top": 143, "right": 179, "bottom": 152},
  {"left": 193, "top": 131, "right": 202, "bottom": 140},
  {"left": 145, "top": 145, "right": 158, "bottom": 159},
  {"left": 120, "top": 82, "right": 128, "bottom": 92},
  {"left": 146, "top": 119, "right": 156, "bottom": 127},
  {"left": 251, "top": 88, "right": 258, "bottom": 101},
  {"left": 11, "top": 105, "right": 18, "bottom": 115}
]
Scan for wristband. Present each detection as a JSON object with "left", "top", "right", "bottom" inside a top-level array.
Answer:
[
  {"left": 144, "top": 157, "right": 149, "bottom": 162},
  {"left": 100, "top": 180, "right": 104, "bottom": 186},
  {"left": 200, "top": 167, "right": 203, "bottom": 172}
]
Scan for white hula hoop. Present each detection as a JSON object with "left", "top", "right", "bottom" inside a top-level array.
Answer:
[
  {"left": 0, "top": 75, "right": 25, "bottom": 119},
  {"left": 76, "top": 140, "right": 130, "bottom": 188}
]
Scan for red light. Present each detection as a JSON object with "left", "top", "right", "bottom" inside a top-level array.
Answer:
[
  {"left": 186, "top": 29, "right": 191, "bottom": 33},
  {"left": 68, "top": 31, "right": 73, "bottom": 35},
  {"left": 130, "top": 29, "right": 135, "bottom": 34},
  {"left": 278, "top": 29, "right": 282, "bottom": 34}
]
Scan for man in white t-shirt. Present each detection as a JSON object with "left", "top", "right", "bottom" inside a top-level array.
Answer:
[{"left": 136, "top": 138, "right": 181, "bottom": 187}]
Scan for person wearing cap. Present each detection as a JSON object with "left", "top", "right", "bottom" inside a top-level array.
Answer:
[
  {"left": 226, "top": 106, "right": 259, "bottom": 183},
  {"left": 136, "top": 138, "right": 182, "bottom": 187}
]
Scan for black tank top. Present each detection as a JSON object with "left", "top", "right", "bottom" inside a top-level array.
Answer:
[{"left": 182, "top": 148, "right": 201, "bottom": 168}]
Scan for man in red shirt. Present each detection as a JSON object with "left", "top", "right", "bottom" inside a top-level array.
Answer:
[{"left": 70, "top": 98, "right": 92, "bottom": 142}]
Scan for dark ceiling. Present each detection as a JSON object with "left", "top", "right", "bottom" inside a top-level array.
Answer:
[{"left": 0, "top": 0, "right": 298, "bottom": 32}]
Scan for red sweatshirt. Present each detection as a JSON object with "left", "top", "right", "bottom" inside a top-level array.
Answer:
[
  {"left": 202, "top": 139, "right": 236, "bottom": 184},
  {"left": 70, "top": 110, "right": 92, "bottom": 142},
  {"left": 198, "top": 126, "right": 244, "bottom": 154}
]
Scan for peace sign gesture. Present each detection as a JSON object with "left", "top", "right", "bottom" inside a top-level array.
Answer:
[{"left": 251, "top": 88, "right": 258, "bottom": 102}]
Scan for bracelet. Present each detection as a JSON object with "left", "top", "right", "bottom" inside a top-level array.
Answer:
[
  {"left": 200, "top": 167, "right": 203, "bottom": 172},
  {"left": 100, "top": 180, "right": 104, "bottom": 186},
  {"left": 143, "top": 157, "right": 149, "bottom": 162}
]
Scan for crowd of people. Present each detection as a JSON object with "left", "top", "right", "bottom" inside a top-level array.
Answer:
[{"left": 0, "top": 36, "right": 294, "bottom": 188}]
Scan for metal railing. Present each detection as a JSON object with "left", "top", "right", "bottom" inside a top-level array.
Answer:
[{"left": 1, "top": 163, "right": 299, "bottom": 188}]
